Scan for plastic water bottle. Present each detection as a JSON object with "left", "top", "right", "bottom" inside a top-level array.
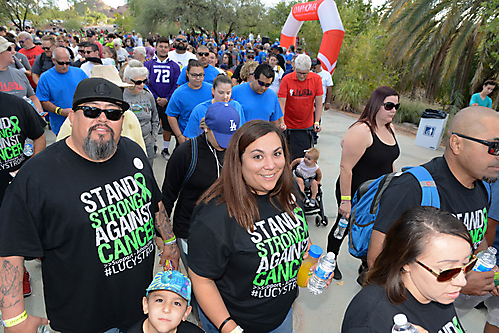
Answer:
[
  {"left": 473, "top": 246, "right": 498, "bottom": 272},
  {"left": 23, "top": 96, "right": 47, "bottom": 117},
  {"left": 307, "top": 252, "right": 336, "bottom": 295},
  {"left": 24, "top": 139, "right": 34, "bottom": 157},
  {"left": 392, "top": 314, "right": 418, "bottom": 332},
  {"left": 38, "top": 325, "right": 48, "bottom": 332},
  {"left": 334, "top": 217, "right": 349, "bottom": 239}
]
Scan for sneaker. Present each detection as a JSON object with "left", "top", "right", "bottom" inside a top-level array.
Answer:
[
  {"left": 309, "top": 198, "right": 317, "bottom": 207},
  {"left": 153, "top": 145, "right": 158, "bottom": 158},
  {"left": 23, "top": 270, "right": 31, "bottom": 297},
  {"left": 161, "top": 148, "right": 170, "bottom": 161}
]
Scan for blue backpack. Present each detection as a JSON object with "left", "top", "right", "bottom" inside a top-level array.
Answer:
[{"left": 348, "top": 166, "right": 440, "bottom": 259}]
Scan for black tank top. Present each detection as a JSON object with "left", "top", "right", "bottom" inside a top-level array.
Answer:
[{"left": 336, "top": 126, "right": 400, "bottom": 199}]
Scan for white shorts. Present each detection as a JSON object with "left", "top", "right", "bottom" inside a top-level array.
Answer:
[{"left": 454, "top": 293, "right": 499, "bottom": 327}]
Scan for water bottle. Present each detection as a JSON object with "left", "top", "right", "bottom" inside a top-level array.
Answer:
[
  {"left": 23, "top": 96, "right": 47, "bottom": 117},
  {"left": 334, "top": 217, "right": 349, "bottom": 239},
  {"left": 473, "top": 246, "right": 498, "bottom": 272},
  {"left": 392, "top": 314, "right": 418, "bottom": 333},
  {"left": 24, "top": 139, "right": 34, "bottom": 157},
  {"left": 38, "top": 325, "right": 48, "bottom": 332},
  {"left": 307, "top": 252, "right": 336, "bottom": 295}
]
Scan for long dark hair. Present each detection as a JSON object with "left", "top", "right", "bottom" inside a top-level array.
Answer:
[
  {"left": 198, "top": 120, "right": 296, "bottom": 232},
  {"left": 223, "top": 51, "right": 234, "bottom": 68},
  {"left": 356, "top": 86, "right": 398, "bottom": 130},
  {"left": 367, "top": 206, "right": 472, "bottom": 304}
]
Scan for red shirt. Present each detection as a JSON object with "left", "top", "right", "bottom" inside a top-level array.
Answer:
[
  {"left": 278, "top": 71, "right": 323, "bottom": 129},
  {"left": 19, "top": 45, "right": 44, "bottom": 88}
]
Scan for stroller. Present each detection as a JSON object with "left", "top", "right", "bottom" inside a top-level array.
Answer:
[{"left": 300, "top": 178, "right": 328, "bottom": 227}]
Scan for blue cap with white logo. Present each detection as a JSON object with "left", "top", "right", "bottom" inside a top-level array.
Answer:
[{"left": 205, "top": 102, "right": 240, "bottom": 149}]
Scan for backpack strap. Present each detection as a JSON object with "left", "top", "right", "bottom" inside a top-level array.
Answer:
[
  {"left": 406, "top": 166, "right": 440, "bottom": 208},
  {"left": 179, "top": 138, "right": 198, "bottom": 191}
]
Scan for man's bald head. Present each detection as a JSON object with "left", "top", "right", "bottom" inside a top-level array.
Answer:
[{"left": 447, "top": 106, "right": 499, "bottom": 145}]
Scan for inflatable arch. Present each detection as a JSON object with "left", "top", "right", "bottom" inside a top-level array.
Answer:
[{"left": 280, "top": 0, "right": 344, "bottom": 74}]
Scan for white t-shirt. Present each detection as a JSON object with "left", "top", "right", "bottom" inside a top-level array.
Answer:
[
  {"left": 269, "top": 65, "right": 284, "bottom": 94},
  {"left": 80, "top": 58, "right": 115, "bottom": 77},
  {"left": 317, "top": 69, "right": 333, "bottom": 103},
  {"left": 167, "top": 50, "right": 197, "bottom": 70}
]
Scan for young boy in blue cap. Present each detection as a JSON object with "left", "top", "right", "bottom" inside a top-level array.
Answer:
[{"left": 128, "top": 271, "right": 203, "bottom": 333}]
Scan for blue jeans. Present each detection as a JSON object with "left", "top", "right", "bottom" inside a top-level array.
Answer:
[{"left": 198, "top": 306, "right": 293, "bottom": 333}]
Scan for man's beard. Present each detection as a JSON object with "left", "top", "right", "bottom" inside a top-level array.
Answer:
[
  {"left": 483, "top": 176, "right": 498, "bottom": 184},
  {"left": 175, "top": 43, "right": 187, "bottom": 51},
  {"left": 83, "top": 124, "right": 117, "bottom": 161}
]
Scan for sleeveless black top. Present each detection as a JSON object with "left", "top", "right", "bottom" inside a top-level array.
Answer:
[{"left": 336, "top": 125, "right": 400, "bottom": 199}]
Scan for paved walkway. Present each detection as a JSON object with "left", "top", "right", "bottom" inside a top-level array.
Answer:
[{"left": 21, "top": 108, "right": 485, "bottom": 333}]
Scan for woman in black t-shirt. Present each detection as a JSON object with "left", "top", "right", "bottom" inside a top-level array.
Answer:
[
  {"left": 189, "top": 120, "right": 308, "bottom": 333},
  {"left": 342, "top": 206, "right": 474, "bottom": 333},
  {"left": 327, "top": 86, "right": 400, "bottom": 281}
]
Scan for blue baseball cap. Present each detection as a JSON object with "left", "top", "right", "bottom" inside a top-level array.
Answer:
[
  {"left": 146, "top": 271, "right": 192, "bottom": 306},
  {"left": 205, "top": 102, "right": 240, "bottom": 149}
]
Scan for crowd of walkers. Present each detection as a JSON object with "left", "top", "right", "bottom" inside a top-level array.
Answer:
[{"left": 0, "top": 24, "right": 498, "bottom": 333}]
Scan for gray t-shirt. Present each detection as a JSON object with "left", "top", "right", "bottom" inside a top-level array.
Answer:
[
  {"left": 123, "top": 87, "right": 159, "bottom": 146},
  {"left": 0, "top": 67, "right": 35, "bottom": 99},
  {"left": 32, "top": 53, "right": 54, "bottom": 76}
]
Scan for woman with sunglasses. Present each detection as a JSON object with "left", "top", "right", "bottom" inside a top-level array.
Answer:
[
  {"left": 342, "top": 206, "right": 474, "bottom": 333},
  {"left": 327, "top": 86, "right": 400, "bottom": 281},
  {"left": 123, "top": 59, "right": 159, "bottom": 166}
]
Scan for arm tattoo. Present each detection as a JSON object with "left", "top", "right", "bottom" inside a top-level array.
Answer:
[
  {"left": 0, "top": 260, "right": 21, "bottom": 308},
  {"left": 155, "top": 202, "right": 175, "bottom": 240}
]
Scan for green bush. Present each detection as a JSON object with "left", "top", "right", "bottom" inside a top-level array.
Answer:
[{"left": 394, "top": 97, "right": 443, "bottom": 125}]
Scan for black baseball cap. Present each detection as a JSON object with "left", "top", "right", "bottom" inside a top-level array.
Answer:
[
  {"left": 312, "top": 58, "right": 321, "bottom": 66},
  {"left": 86, "top": 29, "right": 96, "bottom": 37},
  {"left": 72, "top": 78, "right": 130, "bottom": 111}
]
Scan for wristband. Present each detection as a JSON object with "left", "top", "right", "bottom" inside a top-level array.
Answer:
[
  {"left": 219, "top": 316, "right": 233, "bottom": 332},
  {"left": 341, "top": 196, "right": 351, "bottom": 201},
  {"left": 230, "top": 326, "right": 244, "bottom": 333},
  {"left": 2, "top": 310, "right": 27, "bottom": 327},
  {"left": 55, "top": 107, "right": 61, "bottom": 115},
  {"left": 314, "top": 122, "right": 320, "bottom": 126},
  {"left": 163, "top": 235, "right": 176, "bottom": 244}
]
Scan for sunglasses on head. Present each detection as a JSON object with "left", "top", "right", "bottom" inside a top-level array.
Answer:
[
  {"left": 175, "top": 38, "right": 187, "bottom": 43},
  {"left": 131, "top": 78, "right": 147, "bottom": 85},
  {"left": 197, "top": 52, "right": 209, "bottom": 57},
  {"left": 452, "top": 132, "right": 499, "bottom": 156},
  {"left": 74, "top": 105, "right": 124, "bottom": 121},
  {"left": 416, "top": 255, "right": 477, "bottom": 282},
  {"left": 257, "top": 80, "right": 272, "bottom": 87},
  {"left": 42, "top": 46, "right": 52, "bottom": 51},
  {"left": 55, "top": 60, "right": 71, "bottom": 66},
  {"left": 382, "top": 102, "right": 400, "bottom": 111}
]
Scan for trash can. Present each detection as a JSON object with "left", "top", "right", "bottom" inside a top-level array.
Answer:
[{"left": 414, "top": 109, "right": 448, "bottom": 150}]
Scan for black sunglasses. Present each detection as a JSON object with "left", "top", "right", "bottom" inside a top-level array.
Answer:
[
  {"left": 84, "top": 50, "right": 94, "bottom": 54},
  {"left": 55, "top": 60, "right": 71, "bottom": 66},
  {"left": 42, "top": 46, "right": 52, "bottom": 51},
  {"left": 452, "top": 132, "right": 499, "bottom": 156},
  {"left": 416, "top": 255, "right": 477, "bottom": 282},
  {"left": 131, "top": 78, "right": 147, "bottom": 85},
  {"left": 197, "top": 52, "right": 209, "bottom": 57},
  {"left": 74, "top": 105, "right": 124, "bottom": 121},
  {"left": 257, "top": 80, "right": 272, "bottom": 87},
  {"left": 382, "top": 102, "right": 400, "bottom": 111},
  {"left": 175, "top": 38, "right": 187, "bottom": 43}
]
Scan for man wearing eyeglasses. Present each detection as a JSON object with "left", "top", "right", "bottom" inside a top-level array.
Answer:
[
  {"left": 35, "top": 47, "right": 87, "bottom": 135},
  {"left": 31, "top": 35, "right": 56, "bottom": 86},
  {"left": 367, "top": 107, "right": 499, "bottom": 327},
  {"left": 231, "top": 63, "right": 284, "bottom": 128},
  {"left": 0, "top": 77, "right": 180, "bottom": 333},
  {"left": 17, "top": 32, "right": 43, "bottom": 89},
  {"left": 278, "top": 54, "right": 323, "bottom": 160},
  {"left": 80, "top": 43, "right": 114, "bottom": 77},
  {"left": 167, "top": 34, "right": 196, "bottom": 70},
  {"left": 176, "top": 45, "right": 219, "bottom": 86}
]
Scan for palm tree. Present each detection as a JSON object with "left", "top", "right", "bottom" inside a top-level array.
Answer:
[{"left": 382, "top": 0, "right": 499, "bottom": 107}]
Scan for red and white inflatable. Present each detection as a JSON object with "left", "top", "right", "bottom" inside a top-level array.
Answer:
[{"left": 280, "top": 0, "right": 344, "bottom": 74}]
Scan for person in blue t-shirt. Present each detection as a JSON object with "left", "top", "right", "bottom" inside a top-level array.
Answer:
[
  {"left": 231, "top": 63, "right": 284, "bottom": 129},
  {"left": 166, "top": 59, "right": 212, "bottom": 145},
  {"left": 177, "top": 45, "right": 219, "bottom": 86},
  {"left": 470, "top": 80, "right": 496, "bottom": 108},
  {"left": 285, "top": 45, "right": 295, "bottom": 72},
  {"left": 36, "top": 47, "right": 88, "bottom": 134},
  {"left": 184, "top": 75, "right": 245, "bottom": 138}
]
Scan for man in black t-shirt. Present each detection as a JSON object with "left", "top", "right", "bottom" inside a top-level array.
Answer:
[
  {"left": 366, "top": 106, "right": 499, "bottom": 329},
  {"left": 0, "top": 78, "right": 180, "bottom": 333}
]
